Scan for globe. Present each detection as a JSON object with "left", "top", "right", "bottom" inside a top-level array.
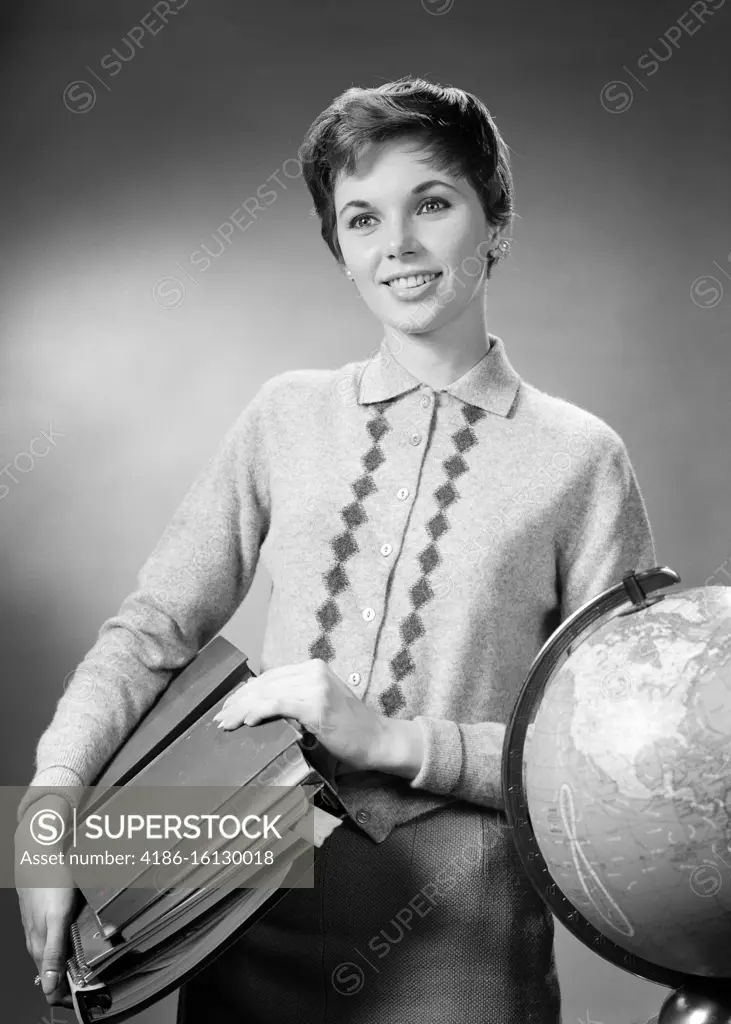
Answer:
[{"left": 503, "top": 568, "right": 731, "bottom": 1024}]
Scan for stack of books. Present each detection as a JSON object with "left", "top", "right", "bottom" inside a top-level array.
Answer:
[{"left": 61, "top": 636, "right": 344, "bottom": 1023}]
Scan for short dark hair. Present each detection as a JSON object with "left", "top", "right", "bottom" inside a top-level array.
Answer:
[{"left": 299, "top": 76, "right": 514, "bottom": 276}]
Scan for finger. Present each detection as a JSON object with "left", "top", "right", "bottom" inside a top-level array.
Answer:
[
  {"left": 219, "top": 695, "right": 284, "bottom": 729},
  {"left": 220, "top": 679, "right": 258, "bottom": 711},
  {"left": 40, "top": 915, "right": 69, "bottom": 997},
  {"left": 46, "top": 980, "right": 73, "bottom": 1008},
  {"left": 30, "top": 939, "right": 44, "bottom": 976},
  {"left": 220, "top": 663, "right": 324, "bottom": 715},
  {"left": 216, "top": 677, "right": 303, "bottom": 728},
  {"left": 219, "top": 683, "right": 309, "bottom": 730},
  {"left": 250, "top": 661, "right": 321, "bottom": 687},
  {"left": 219, "top": 674, "right": 276, "bottom": 714}
]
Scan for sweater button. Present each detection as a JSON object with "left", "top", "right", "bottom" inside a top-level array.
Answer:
[
  {"left": 397, "top": 487, "right": 409, "bottom": 500},
  {"left": 362, "top": 607, "right": 375, "bottom": 621},
  {"left": 410, "top": 432, "right": 422, "bottom": 445},
  {"left": 355, "top": 810, "right": 370, "bottom": 824},
  {"left": 380, "top": 543, "right": 392, "bottom": 556},
  {"left": 420, "top": 394, "right": 431, "bottom": 408},
  {"left": 348, "top": 672, "right": 361, "bottom": 686}
]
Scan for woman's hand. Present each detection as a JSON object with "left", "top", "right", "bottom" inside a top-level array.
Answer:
[
  {"left": 213, "top": 659, "right": 391, "bottom": 772},
  {"left": 15, "top": 797, "right": 80, "bottom": 1009},
  {"left": 16, "top": 884, "right": 78, "bottom": 1008}
]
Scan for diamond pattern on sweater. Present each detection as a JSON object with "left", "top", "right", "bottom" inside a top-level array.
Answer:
[
  {"left": 379, "top": 403, "right": 487, "bottom": 716},
  {"left": 309, "top": 404, "right": 392, "bottom": 663}
]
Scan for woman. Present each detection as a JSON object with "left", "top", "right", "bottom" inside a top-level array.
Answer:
[{"left": 16, "top": 77, "right": 656, "bottom": 1023}]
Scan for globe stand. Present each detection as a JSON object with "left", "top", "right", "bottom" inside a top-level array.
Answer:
[
  {"left": 502, "top": 567, "right": 731, "bottom": 1024},
  {"left": 657, "top": 979, "right": 731, "bottom": 1023}
]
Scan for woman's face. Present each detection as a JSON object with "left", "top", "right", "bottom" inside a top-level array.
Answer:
[{"left": 333, "top": 138, "right": 496, "bottom": 334}]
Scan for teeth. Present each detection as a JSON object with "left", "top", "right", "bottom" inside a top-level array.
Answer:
[{"left": 388, "top": 272, "right": 439, "bottom": 289}]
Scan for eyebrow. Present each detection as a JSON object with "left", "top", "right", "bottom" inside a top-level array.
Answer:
[{"left": 337, "top": 179, "right": 461, "bottom": 219}]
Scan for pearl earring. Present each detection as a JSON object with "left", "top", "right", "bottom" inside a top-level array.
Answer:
[{"left": 488, "top": 238, "right": 512, "bottom": 261}]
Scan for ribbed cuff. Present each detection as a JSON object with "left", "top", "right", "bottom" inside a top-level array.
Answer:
[
  {"left": 16, "top": 766, "right": 87, "bottom": 824},
  {"left": 408, "top": 717, "right": 463, "bottom": 795}
]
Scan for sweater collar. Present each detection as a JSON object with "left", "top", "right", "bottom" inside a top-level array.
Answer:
[{"left": 357, "top": 333, "right": 521, "bottom": 416}]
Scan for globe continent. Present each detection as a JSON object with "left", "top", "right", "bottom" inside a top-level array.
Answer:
[{"left": 524, "top": 585, "right": 731, "bottom": 977}]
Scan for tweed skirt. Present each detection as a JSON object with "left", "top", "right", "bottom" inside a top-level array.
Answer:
[{"left": 176, "top": 802, "right": 561, "bottom": 1024}]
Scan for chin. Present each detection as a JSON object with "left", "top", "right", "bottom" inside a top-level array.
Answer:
[
  {"left": 399, "top": 308, "right": 455, "bottom": 334},
  {"left": 383, "top": 305, "right": 436, "bottom": 332},
  {"left": 395, "top": 319, "right": 436, "bottom": 335}
]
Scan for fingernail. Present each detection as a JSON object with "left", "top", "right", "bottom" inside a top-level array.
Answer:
[
  {"left": 217, "top": 720, "right": 227, "bottom": 729},
  {"left": 41, "top": 970, "right": 58, "bottom": 993}
]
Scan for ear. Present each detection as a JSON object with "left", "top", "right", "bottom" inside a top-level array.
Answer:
[
  {"left": 490, "top": 222, "right": 511, "bottom": 250},
  {"left": 480, "top": 226, "right": 502, "bottom": 262}
]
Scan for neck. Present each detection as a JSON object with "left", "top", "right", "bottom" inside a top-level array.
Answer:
[{"left": 381, "top": 291, "right": 492, "bottom": 390}]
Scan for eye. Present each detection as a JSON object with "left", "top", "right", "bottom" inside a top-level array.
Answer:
[
  {"left": 419, "top": 197, "right": 450, "bottom": 214},
  {"left": 347, "top": 197, "right": 450, "bottom": 231},
  {"left": 349, "top": 213, "right": 377, "bottom": 230}
]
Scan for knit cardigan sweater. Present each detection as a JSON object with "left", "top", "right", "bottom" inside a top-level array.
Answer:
[{"left": 17, "top": 335, "right": 656, "bottom": 842}]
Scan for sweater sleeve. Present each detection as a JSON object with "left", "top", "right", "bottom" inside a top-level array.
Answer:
[
  {"left": 405, "top": 430, "right": 657, "bottom": 809},
  {"left": 16, "top": 381, "right": 273, "bottom": 824}
]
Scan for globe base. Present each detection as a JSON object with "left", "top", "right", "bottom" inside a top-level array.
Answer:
[{"left": 658, "top": 980, "right": 731, "bottom": 1024}]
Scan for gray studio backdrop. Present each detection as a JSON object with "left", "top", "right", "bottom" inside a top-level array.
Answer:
[{"left": 1, "top": 1, "right": 730, "bottom": 1022}]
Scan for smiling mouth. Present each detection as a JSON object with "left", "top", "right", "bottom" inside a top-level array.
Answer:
[{"left": 384, "top": 271, "right": 442, "bottom": 289}]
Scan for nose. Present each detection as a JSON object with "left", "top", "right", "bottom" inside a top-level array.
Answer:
[{"left": 384, "top": 217, "right": 419, "bottom": 259}]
